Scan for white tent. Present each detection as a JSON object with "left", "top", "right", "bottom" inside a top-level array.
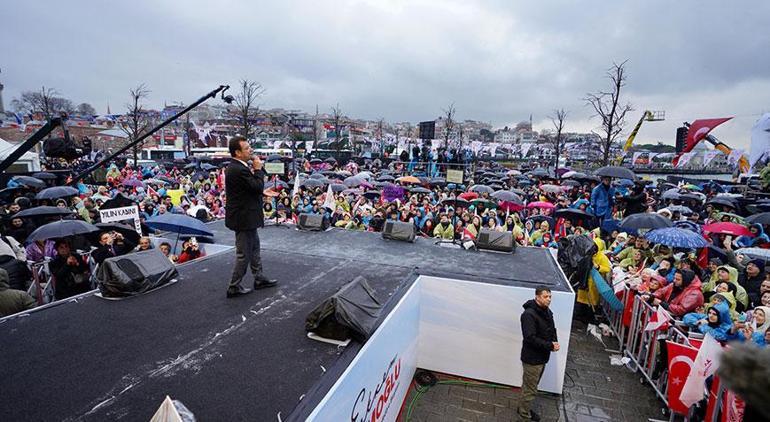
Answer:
[{"left": 0, "top": 137, "right": 40, "bottom": 172}]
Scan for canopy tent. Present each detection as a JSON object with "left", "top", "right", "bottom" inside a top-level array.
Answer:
[{"left": 0, "top": 137, "right": 41, "bottom": 172}]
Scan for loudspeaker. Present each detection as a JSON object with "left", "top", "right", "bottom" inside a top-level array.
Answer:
[
  {"left": 96, "top": 249, "right": 179, "bottom": 298},
  {"left": 675, "top": 126, "right": 688, "bottom": 153},
  {"left": 382, "top": 220, "right": 416, "bottom": 242},
  {"left": 475, "top": 229, "right": 514, "bottom": 253},
  {"left": 298, "top": 213, "right": 329, "bottom": 231},
  {"left": 419, "top": 121, "right": 435, "bottom": 140}
]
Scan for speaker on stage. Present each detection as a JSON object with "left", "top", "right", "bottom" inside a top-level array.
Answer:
[
  {"left": 298, "top": 213, "right": 329, "bottom": 231},
  {"left": 96, "top": 249, "right": 179, "bottom": 298},
  {"left": 382, "top": 220, "right": 416, "bottom": 242},
  {"left": 475, "top": 229, "right": 515, "bottom": 253}
]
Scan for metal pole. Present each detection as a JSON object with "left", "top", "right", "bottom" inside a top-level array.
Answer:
[
  {"left": 68, "top": 85, "right": 229, "bottom": 184},
  {"left": 0, "top": 117, "right": 63, "bottom": 174}
]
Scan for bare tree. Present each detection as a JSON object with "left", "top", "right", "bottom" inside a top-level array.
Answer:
[
  {"left": 441, "top": 103, "right": 456, "bottom": 148},
  {"left": 549, "top": 108, "right": 568, "bottom": 179},
  {"left": 376, "top": 118, "right": 385, "bottom": 157},
  {"left": 232, "top": 79, "right": 266, "bottom": 140},
  {"left": 331, "top": 104, "right": 344, "bottom": 159},
  {"left": 75, "top": 103, "right": 97, "bottom": 116},
  {"left": 119, "top": 84, "right": 153, "bottom": 166},
  {"left": 584, "top": 61, "right": 634, "bottom": 165},
  {"left": 11, "top": 86, "right": 73, "bottom": 119}
]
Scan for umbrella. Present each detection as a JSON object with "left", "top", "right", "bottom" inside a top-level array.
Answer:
[
  {"left": 735, "top": 248, "right": 770, "bottom": 262},
  {"left": 201, "top": 163, "right": 218, "bottom": 171},
  {"left": 341, "top": 188, "right": 360, "bottom": 196},
  {"left": 527, "top": 168, "right": 552, "bottom": 178},
  {"left": 488, "top": 183, "right": 504, "bottom": 190},
  {"left": 714, "top": 212, "right": 746, "bottom": 224},
  {"left": 471, "top": 198, "right": 497, "bottom": 209},
  {"left": 410, "top": 186, "right": 431, "bottom": 194},
  {"left": 9, "top": 175, "right": 46, "bottom": 189},
  {"left": 357, "top": 171, "right": 373, "bottom": 180},
  {"left": 561, "top": 171, "right": 584, "bottom": 179},
  {"left": 144, "top": 178, "right": 167, "bottom": 186},
  {"left": 682, "top": 183, "right": 702, "bottom": 191},
  {"left": 469, "top": 184, "right": 494, "bottom": 194},
  {"left": 458, "top": 192, "right": 479, "bottom": 201},
  {"left": 95, "top": 222, "right": 141, "bottom": 244},
  {"left": 643, "top": 227, "right": 708, "bottom": 249},
  {"left": 613, "top": 179, "right": 635, "bottom": 188},
  {"left": 266, "top": 154, "right": 283, "bottom": 162},
  {"left": 184, "top": 163, "right": 198, "bottom": 170},
  {"left": 539, "top": 184, "right": 566, "bottom": 194},
  {"left": 441, "top": 198, "right": 470, "bottom": 209},
  {"left": 362, "top": 190, "right": 381, "bottom": 200},
  {"left": 562, "top": 180, "right": 581, "bottom": 187},
  {"left": 512, "top": 188, "right": 526, "bottom": 196},
  {"left": 302, "top": 178, "right": 326, "bottom": 188},
  {"left": 122, "top": 178, "right": 144, "bottom": 188},
  {"left": 429, "top": 177, "right": 447, "bottom": 186},
  {"left": 661, "top": 188, "right": 682, "bottom": 201},
  {"left": 746, "top": 212, "right": 770, "bottom": 225},
  {"left": 13, "top": 206, "right": 74, "bottom": 219},
  {"left": 324, "top": 157, "right": 337, "bottom": 164},
  {"left": 667, "top": 205, "right": 694, "bottom": 215},
  {"left": 554, "top": 208, "right": 596, "bottom": 225},
  {"left": 309, "top": 158, "right": 323, "bottom": 165},
  {"left": 146, "top": 213, "right": 214, "bottom": 237},
  {"left": 619, "top": 213, "right": 673, "bottom": 231},
  {"left": 707, "top": 198, "right": 736, "bottom": 209},
  {"left": 527, "top": 201, "right": 555, "bottom": 210},
  {"left": 674, "top": 221, "right": 701, "bottom": 233},
  {"left": 329, "top": 183, "right": 347, "bottom": 193},
  {"left": 679, "top": 193, "right": 703, "bottom": 203},
  {"left": 32, "top": 172, "right": 57, "bottom": 180},
  {"left": 396, "top": 176, "right": 421, "bottom": 185},
  {"left": 506, "top": 169, "right": 522, "bottom": 176},
  {"left": 594, "top": 166, "right": 635, "bottom": 180},
  {"left": 27, "top": 220, "right": 99, "bottom": 242},
  {"left": 343, "top": 176, "right": 365, "bottom": 187},
  {"left": 377, "top": 175, "right": 395, "bottom": 182},
  {"left": 526, "top": 215, "right": 555, "bottom": 227},
  {"left": 703, "top": 222, "right": 753, "bottom": 237},
  {"left": 491, "top": 190, "right": 523, "bottom": 203},
  {"left": 498, "top": 201, "right": 525, "bottom": 212},
  {"left": 309, "top": 172, "right": 327, "bottom": 180},
  {"left": 35, "top": 186, "right": 79, "bottom": 200}
]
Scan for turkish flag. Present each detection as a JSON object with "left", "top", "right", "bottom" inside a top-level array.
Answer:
[
  {"left": 722, "top": 389, "right": 745, "bottom": 422},
  {"left": 645, "top": 306, "right": 672, "bottom": 331},
  {"left": 666, "top": 341, "right": 699, "bottom": 415},
  {"left": 685, "top": 118, "right": 733, "bottom": 152}
]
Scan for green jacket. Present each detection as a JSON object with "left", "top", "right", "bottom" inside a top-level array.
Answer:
[
  {"left": 703, "top": 265, "right": 749, "bottom": 310},
  {"left": 0, "top": 268, "right": 36, "bottom": 317},
  {"left": 433, "top": 222, "right": 454, "bottom": 240}
]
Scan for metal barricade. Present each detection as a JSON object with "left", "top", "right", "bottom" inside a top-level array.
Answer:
[
  {"left": 600, "top": 282, "right": 629, "bottom": 345},
  {"left": 26, "top": 261, "right": 54, "bottom": 306}
]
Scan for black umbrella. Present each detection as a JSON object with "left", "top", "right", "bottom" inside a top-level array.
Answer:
[
  {"left": 661, "top": 188, "right": 682, "bottom": 201},
  {"left": 410, "top": 186, "right": 431, "bottom": 194},
  {"left": 35, "top": 186, "right": 79, "bottom": 200},
  {"left": 201, "top": 163, "right": 218, "bottom": 171},
  {"left": 441, "top": 197, "right": 471, "bottom": 209},
  {"left": 309, "top": 172, "right": 328, "bottom": 179},
  {"left": 363, "top": 190, "right": 381, "bottom": 200},
  {"left": 492, "top": 190, "right": 523, "bottom": 203},
  {"left": 706, "top": 197, "right": 736, "bottom": 209},
  {"left": 330, "top": 183, "right": 347, "bottom": 193},
  {"left": 562, "top": 180, "right": 581, "bottom": 187},
  {"left": 32, "top": 172, "right": 57, "bottom": 180},
  {"left": 746, "top": 212, "right": 770, "bottom": 225},
  {"left": 27, "top": 220, "right": 100, "bottom": 242},
  {"left": 553, "top": 208, "right": 597, "bottom": 228},
  {"left": 101, "top": 193, "right": 137, "bottom": 210},
  {"left": 343, "top": 176, "right": 365, "bottom": 187},
  {"left": 10, "top": 175, "right": 46, "bottom": 189},
  {"left": 619, "top": 213, "right": 673, "bottom": 231},
  {"left": 266, "top": 154, "right": 284, "bottom": 162},
  {"left": 429, "top": 177, "right": 446, "bottom": 186},
  {"left": 378, "top": 175, "right": 395, "bottom": 182},
  {"left": 594, "top": 166, "right": 635, "bottom": 180},
  {"left": 13, "top": 206, "right": 74, "bottom": 219},
  {"left": 184, "top": 163, "right": 198, "bottom": 169},
  {"left": 469, "top": 184, "right": 494, "bottom": 194},
  {"left": 95, "top": 222, "right": 141, "bottom": 244},
  {"left": 527, "top": 168, "right": 552, "bottom": 178}
]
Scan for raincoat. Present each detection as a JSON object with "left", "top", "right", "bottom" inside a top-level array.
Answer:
[
  {"left": 576, "top": 238, "right": 610, "bottom": 308},
  {"left": 703, "top": 265, "right": 750, "bottom": 311}
]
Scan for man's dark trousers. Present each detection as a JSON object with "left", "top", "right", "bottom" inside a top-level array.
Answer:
[{"left": 229, "top": 228, "right": 263, "bottom": 289}]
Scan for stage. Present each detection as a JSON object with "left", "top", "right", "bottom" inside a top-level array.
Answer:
[{"left": 0, "top": 221, "right": 572, "bottom": 421}]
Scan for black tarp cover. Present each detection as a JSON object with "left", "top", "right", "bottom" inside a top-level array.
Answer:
[
  {"left": 305, "top": 276, "right": 383, "bottom": 341},
  {"left": 557, "top": 234, "right": 597, "bottom": 290},
  {"left": 97, "top": 249, "right": 178, "bottom": 298}
]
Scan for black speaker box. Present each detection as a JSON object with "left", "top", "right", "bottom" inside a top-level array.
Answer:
[
  {"left": 298, "top": 213, "right": 329, "bottom": 231},
  {"left": 475, "top": 229, "right": 514, "bottom": 253},
  {"left": 382, "top": 220, "right": 416, "bottom": 242}
]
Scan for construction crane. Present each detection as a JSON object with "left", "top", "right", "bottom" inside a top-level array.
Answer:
[{"left": 616, "top": 110, "right": 665, "bottom": 164}]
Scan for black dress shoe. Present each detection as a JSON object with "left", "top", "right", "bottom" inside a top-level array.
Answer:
[
  {"left": 226, "top": 286, "right": 253, "bottom": 298},
  {"left": 253, "top": 276, "right": 278, "bottom": 289}
]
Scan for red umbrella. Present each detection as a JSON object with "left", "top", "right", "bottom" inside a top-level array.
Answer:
[
  {"left": 498, "top": 201, "right": 524, "bottom": 212},
  {"left": 703, "top": 222, "right": 753, "bottom": 237},
  {"left": 458, "top": 191, "right": 479, "bottom": 201},
  {"left": 527, "top": 201, "right": 555, "bottom": 209}
]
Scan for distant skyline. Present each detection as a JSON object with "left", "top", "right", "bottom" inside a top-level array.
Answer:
[{"left": 2, "top": 1, "right": 769, "bottom": 148}]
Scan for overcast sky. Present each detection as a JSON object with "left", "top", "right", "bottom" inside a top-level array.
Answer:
[{"left": 2, "top": 1, "right": 769, "bottom": 148}]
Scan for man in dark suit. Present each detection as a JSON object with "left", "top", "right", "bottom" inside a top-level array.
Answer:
[{"left": 225, "top": 136, "right": 277, "bottom": 298}]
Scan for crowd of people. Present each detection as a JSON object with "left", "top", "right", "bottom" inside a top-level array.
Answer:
[{"left": 1, "top": 152, "right": 768, "bottom": 359}]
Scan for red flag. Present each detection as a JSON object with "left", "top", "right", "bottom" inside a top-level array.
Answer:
[
  {"left": 666, "top": 341, "right": 699, "bottom": 415},
  {"left": 645, "top": 306, "right": 672, "bottom": 331},
  {"left": 722, "top": 389, "right": 745, "bottom": 422},
  {"left": 685, "top": 118, "right": 732, "bottom": 152},
  {"left": 704, "top": 375, "right": 721, "bottom": 422}
]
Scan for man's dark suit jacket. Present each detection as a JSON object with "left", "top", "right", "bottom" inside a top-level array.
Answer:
[{"left": 225, "top": 160, "right": 266, "bottom": 231}]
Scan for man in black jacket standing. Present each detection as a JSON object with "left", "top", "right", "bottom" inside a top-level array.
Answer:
[
  {"left": 225, "top": 136, "right": 277, "bottom": 298},
  {"left": 517, "top": 286, "right": 559, "bottom": 421}
]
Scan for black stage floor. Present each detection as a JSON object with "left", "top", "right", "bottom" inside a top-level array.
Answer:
[{"left": 0, "top": 221, "right": 569, "bottom": 421}]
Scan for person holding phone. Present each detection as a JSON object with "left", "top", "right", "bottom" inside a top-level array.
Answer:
[{"left": 224, "top": 136, "right": 277, "bottom": 298}]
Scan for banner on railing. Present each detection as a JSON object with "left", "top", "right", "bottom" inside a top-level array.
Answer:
[{"left": 666, "top": 340, "right": 699, "bottom": 414}]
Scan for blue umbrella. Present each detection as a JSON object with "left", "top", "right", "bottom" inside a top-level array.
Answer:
[
  {"left": 146, "top": 213, "right": 213, "bottom": 237},
  {"left": 644, "top": 227, "right": 707, "bottom": 249},
  {"left": 592, "top": 268, "right": 623, "bottom": 311},
  {"left": 35, "top": 186, "right": 79, "bottom": 200},
  {"left": 736, "top": 247, "right": 770, "bottom": 262}
]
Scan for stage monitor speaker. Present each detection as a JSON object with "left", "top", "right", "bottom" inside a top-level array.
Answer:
[
  {"left": 382, "top": 220, "right": 416, "bottom": 242},
  {"left": 298, "top": 213, "right": 329, "bottom": 231},
  {"left": 96, "top": 249, "right": 179, "bottom": 298},
  {"left": 305, "top": 276, "right": 382, "bottom": 341},
  {"left": 419, "top": 121, "right": 435, "bottom": 140},
  {"left": 475, "top": 229, "right": 514, "bottom": 253}
]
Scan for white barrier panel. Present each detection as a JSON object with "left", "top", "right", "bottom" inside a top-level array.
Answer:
[
  {"left": 417, "top": 276, "right": 574, "bottom": 394},
  {"left": 308, "top": 282, "right": 420, "bottom": 422}
]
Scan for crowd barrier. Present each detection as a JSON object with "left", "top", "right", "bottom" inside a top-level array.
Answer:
[{"left": 599, "top": 282, "right": 741, "bottom": 421}]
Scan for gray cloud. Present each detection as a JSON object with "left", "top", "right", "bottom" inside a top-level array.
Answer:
[{"left": 2, "top": 0, "right": 768, "bottom": 148}]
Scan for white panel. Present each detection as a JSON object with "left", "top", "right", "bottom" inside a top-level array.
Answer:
[
  {"left": 308, "top": 282, "right": 420, "bottom": 422},
  {"left": 417, "top": 276, "right": 574, "bottom": 394}
]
